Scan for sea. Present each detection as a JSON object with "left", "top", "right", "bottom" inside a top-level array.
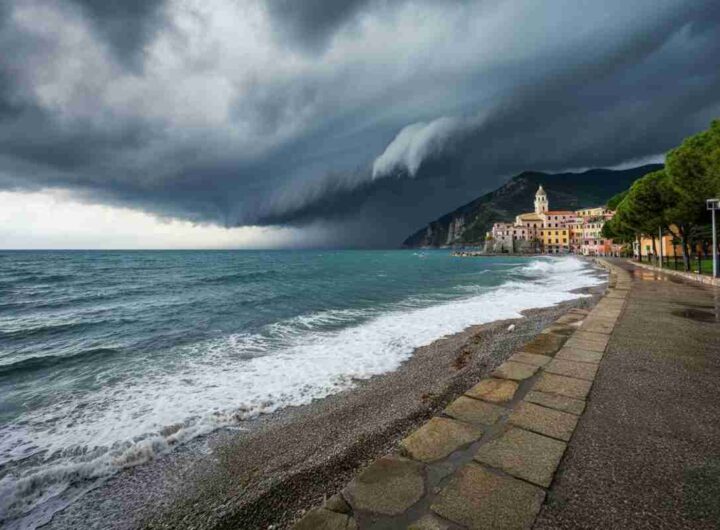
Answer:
[{"left": 0, "top": 250, "right": 604, "bottom": 528}]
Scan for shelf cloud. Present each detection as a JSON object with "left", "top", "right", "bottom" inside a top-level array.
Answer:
[{"left": 1, "top": 0, "right": 719, "bottom": 247}]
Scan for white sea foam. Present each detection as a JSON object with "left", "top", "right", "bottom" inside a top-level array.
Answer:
[{"left": 0, "top": 256, "right": 604, "bottom": 527}]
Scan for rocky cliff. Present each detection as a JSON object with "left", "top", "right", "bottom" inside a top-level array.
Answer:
[{"left": 402, "top": 164, "right": 662, "bottom": 248}]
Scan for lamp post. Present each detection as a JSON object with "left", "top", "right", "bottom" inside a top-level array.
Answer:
[{"left": 708, "top": 199, "right": 720, "bottom": 278}]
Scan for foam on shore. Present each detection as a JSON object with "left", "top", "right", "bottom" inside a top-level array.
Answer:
[{"left": 0, "top": 257, "right": 604, "bottom": 528}]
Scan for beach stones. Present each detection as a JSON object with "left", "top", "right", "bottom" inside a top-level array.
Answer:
[
  {"left": 343, "top": 456, "right": 424, "bottom": 515},
  {"left": 431, "top": 463, "right": 545, "bottom": 529},
  {"left": 465, "top": 378, "right": 518, "bottom": 404},
  {"left": 401, "top": 417, "right": 483, "bottom": 462}
]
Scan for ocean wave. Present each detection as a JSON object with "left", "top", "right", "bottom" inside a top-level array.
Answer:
[
  {"left": 0, "top": 273, "right": 74, "bottom": 286},
  {"left": 0, "top": 256, "right": 604, "bottom": 528},
  {"left": 0, "top": 348, "right": 119, "bottom": 378},
  {"left": 198, "top": 269, "right": 278, "bottom": 285},
  {"left": 0, "top": 320, "right": 112, "bottom": 342}
]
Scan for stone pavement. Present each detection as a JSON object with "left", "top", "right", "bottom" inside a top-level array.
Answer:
[
  {"left": 294, "top": 260, "right": 629, "bottom": 530},
  {"left": 535, "top": 260, "right": 720, "bottom": 529}
]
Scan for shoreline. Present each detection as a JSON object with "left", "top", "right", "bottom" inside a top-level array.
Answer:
[{"left": 47, "top": 271, "right": 607, "bottom": 530}]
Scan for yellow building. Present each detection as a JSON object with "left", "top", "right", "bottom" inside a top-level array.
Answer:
[
  {"left": 576, "top": 207, "right": 607, "bottom": 218},
  {"left": 541, "top": 227, "right": 570, "bottom": 254},
  {"left": 636, "top": 234, "right": 680, "bottom": 258}
]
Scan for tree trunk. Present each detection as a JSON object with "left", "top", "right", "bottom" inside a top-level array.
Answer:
[
  {"left": 669, "top": 225, "right": 691, "bottom": 272},
  {"left": 681, "top": 233, "right": 691, "bottom": 272},
  {"left": 651, "top": 235, "right": 658, "bottom": 266}
]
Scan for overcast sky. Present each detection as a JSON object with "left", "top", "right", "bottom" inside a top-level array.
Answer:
[{"left": 1, "top": 0, "right": 719, "bottom": 248}]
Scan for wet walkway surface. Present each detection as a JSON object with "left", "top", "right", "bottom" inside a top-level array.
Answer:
[
  {"left": 536, "top": 260, "right": 720, "bottom": 529},
  {"left": 292, "top": 261, "right": 720, "bottom": 529}
]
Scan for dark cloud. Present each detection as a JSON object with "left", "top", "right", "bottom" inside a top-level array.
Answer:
[
  {"left": 266, "top": 0, "right": 373, "bottom": 50},
  {"left": 68, "top": 0, "right": 168, "bottom": 68},
  {"left": 0, "top": 0, "right": 719, "bottom": 247}
]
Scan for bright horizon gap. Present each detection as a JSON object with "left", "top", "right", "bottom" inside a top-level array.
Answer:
[{"left": 0, "top": 189, "right": 330, "bottom": 250}]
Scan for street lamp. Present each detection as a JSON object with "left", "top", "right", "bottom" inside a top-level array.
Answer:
[{"left": 708, "top": 199, "right": 720, "bottom": 278}]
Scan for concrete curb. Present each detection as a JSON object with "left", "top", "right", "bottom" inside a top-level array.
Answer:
[
  {"left": 293, "top": 260, "right": 629, "bottom": 530},
  {"left": 630, "top": 260, "right": 720, "bottom": 287}
]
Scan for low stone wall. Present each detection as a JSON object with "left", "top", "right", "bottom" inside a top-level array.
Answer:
[
  {"left": 630, "top": 260, "right": 720, "bottom": 287},
  {"left": 293, "top": 262, "right": 629, "bottom": 529}
]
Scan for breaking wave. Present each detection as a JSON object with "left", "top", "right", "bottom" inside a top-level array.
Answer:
[{"left": 0, "top": 255, "right": 603, "bottom": 528}]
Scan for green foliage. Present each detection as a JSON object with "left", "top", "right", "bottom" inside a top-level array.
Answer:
[
  {"left": 611, "top": 170, "right": 674, "bottom": 237},
  {"left": 601, "top": 120, "right": 720, "bottom": 271},
  {"left": 665, "top": 119, "right": 720, "bottom": 229},
  {"left": 606, "top": 189, "right": 628, "bottom": 210}
]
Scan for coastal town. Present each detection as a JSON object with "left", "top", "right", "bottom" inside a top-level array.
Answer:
[{"left": 483, "top": 185, "right": 619, "bottom": 256}]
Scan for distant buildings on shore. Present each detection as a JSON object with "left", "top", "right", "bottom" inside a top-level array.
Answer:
[{"left": 485, "top": 186, "right": 620, "bottom": 256}]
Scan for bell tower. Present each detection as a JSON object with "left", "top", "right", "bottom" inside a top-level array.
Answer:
[{"left": 534, "top": 185, "right": 548, "bottom": 214}]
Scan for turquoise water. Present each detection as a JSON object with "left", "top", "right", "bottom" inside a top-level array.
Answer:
[{"left": 0, "top": 250, "right": 603, "bottom": 527}]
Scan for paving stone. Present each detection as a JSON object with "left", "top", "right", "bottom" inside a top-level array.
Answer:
[
  {"left": 343, "top": 456, "right": 424, "bottom": 515},
  {"left": 407, "top": 514, "right": 450, "bottom": 530},
  {"left": 491, "top": 361, "right": 539, "bottom": 381},
  {"left": 465, "top": 378, "right": 518, "bottom": 404},
  {"left": 509, "top": 352, "right": 552, "bottom": 367},
  {"left": 580, "top": 319, "right": 615, "bottom": 335},
  {"left": 401, "top": 417, "right": 483, "bottom": 462},
  {"left": 444, "top": 396, "right": 505, "bottom": 426},
  {"left": 573, "top": 330, "right": 611, "bottom": 345},
  {"left": 585, "top": 312, "right": 618, "bottom": 322},
  {"left": 605, "top": 290, "right": 627, "bottom": 299},
  {"left": 431, "top": 463, "right": 545, "bottom": 530},
  {"left": 589, "top": 310, "right": 622, "bottom": 320},
  {"left": 474, "top": 427, "right": 567, "bottom": 487},
  {"left": 555, "top": 347, "right": 603, "bottom": 364},
  {"left": 596, "top": 300, "right": 625, "bottom": 311},
  {"left": 520, "top": 332, "right": 567, "bottom": 355},
  {"left": 568, "top": 308, "right": 590, "bottom": 316},
  {"left": 541, "top": 324, "right": 577, "bottom": 336},
  {"left": 564, "top": 335, "right": 607, "bottom": 353},
  {"left": 509, "top": 401, "right": 579, "bottom": 442},
  {"left": 524, "top": 390, "right": 586, "bottom": 415},
  {"left": 545, "top": 359, "right": 598, "bottom": 381},
  {"left": 293, "top": 508, "right": 353, "bottom": 530},
  {"left": 533, "top": 372, "right": 593, "bottom": 400},
  {"left": 563, "top": 338, "right": 605, "bottom": 353},
  {"left": 324, "top": 493, "right": 351, "bottom": 514},
  {"left": 555, "top": 313, "right": 585, "bottom": 324}
]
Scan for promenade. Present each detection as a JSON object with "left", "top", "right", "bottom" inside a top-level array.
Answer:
[
  {"left": 293, "top": 260, "right": 720, "bottom": 529},
  {"left": 536, "top": 260, "right": 720, "bottom": 529}
]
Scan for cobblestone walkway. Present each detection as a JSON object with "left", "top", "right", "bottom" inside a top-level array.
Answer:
[{"left": 293, "top": 261, "right": 628, "bottom": 530}]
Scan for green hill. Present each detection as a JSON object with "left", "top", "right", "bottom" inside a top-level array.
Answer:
[{"left": 402, "top": 164, "right": 662, "bottom": 248}]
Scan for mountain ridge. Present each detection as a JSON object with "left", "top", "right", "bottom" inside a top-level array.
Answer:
[{"left": 401, "top": 164, "right": 663, "bottom": 248}]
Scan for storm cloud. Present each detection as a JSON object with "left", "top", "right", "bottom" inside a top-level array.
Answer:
[{"left": 1, "top": 0, "right": 719, "bottom": 247}]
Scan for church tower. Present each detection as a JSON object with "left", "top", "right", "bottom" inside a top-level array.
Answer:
[{"left": 534, "top": 185, "right": 548, "bottom": 214}]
